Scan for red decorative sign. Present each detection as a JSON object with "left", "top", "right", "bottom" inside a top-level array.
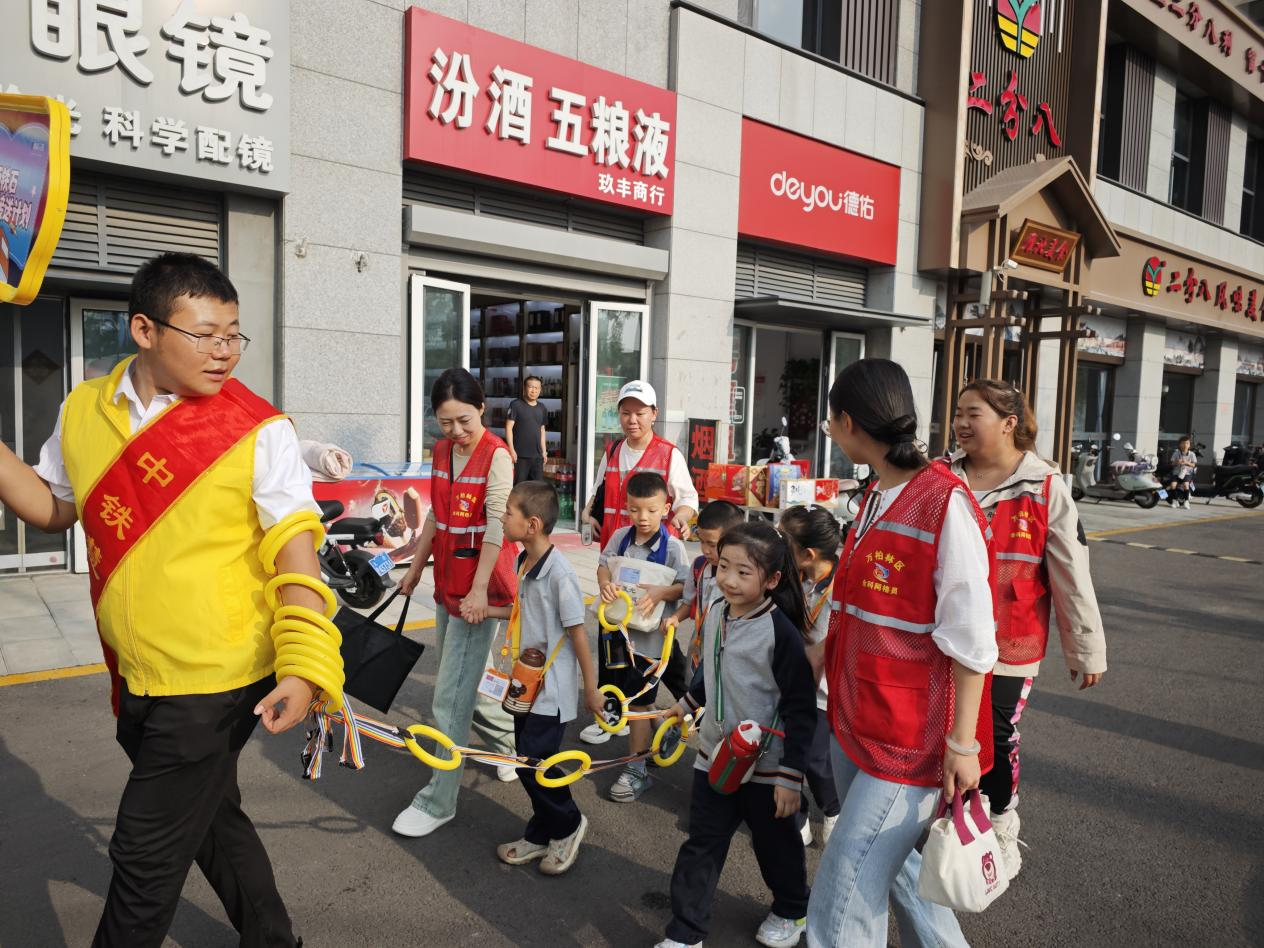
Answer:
[
  {"left": 737, "top": 118, "right": 900, "bottom": 266},
  {"left": 1139, "top": 255, "right": 1261, "bottom": 322},
  {"left": 686, "top": 418, "right": 718, "bottom": 502},
  {"left": 1010, "top": 219, "right": 1080, "bottom": 273},
  {"left": 404, "top": 8, "right": 676, "bottom": 215}
]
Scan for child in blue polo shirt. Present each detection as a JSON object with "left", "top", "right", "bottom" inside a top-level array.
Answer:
[{"left": 490, "top": 480, "right": 602, "bottom": 875}]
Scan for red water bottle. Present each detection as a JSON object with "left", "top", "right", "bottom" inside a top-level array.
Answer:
[{"left": 708, "top": 720, "right": 769, "bottom": 794}]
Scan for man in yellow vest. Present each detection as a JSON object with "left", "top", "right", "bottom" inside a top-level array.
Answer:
[{"left": 0, "top": 252, "right": 337, "bottom": 947}]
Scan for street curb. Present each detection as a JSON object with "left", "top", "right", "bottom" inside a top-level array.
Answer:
[
  {"left": 1086, "top": 509, "right": 1264, "bottom": 539},
  {"left": 0, "top": 663, "right": 108, "bottom": 688}
]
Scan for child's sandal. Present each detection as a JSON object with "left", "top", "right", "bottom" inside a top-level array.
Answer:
[{"left": 496, "top": 838, "right": 548, "bottom": 865}]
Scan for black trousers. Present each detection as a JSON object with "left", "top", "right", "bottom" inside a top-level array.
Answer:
[
  {"left": 798, "top": 707, "right": 840, "bottom": 823},
  {"left": 978, "top": 673, "right": 1034, "bottom": 814},
  {"left": 666, "top": 770, "right": 809, "bottom": 944},
  {"left": 514, "top": 712, "right": 582, "bottom": 843},
  {"left": 93, "top": 676, "right": 297, "bottom": 948},
  {"left": 513, "top": 456, "right": 545, "bottom": 484}
]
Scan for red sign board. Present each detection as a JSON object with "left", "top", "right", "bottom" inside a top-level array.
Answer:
[
  {"left": 404, "top": 9, "right": 676, "bottom": 215},
  {"left": 737, "top": 119, "right": 899, "bottom": 265}
]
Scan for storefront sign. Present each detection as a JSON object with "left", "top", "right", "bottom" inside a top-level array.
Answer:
[
  {"left": 0, "top": 93, "right": 70, "bottom": 305},
  {"left": 1142, "top": 254, "right": 1262, "bottom": 322},
  {"left": 1, "top": 1, "right": 290, "bottom": 193},
  {"left": 1009, "top": 219, "right": 1080, "bottom": 273},
  {"left": 737, "top": 119, "right": 899, "bottom": 266},
  {"left": 686, "top": 418, "right": 718, "bottom": 501},
  {"left": 1077, "top": 312, "right": 1127, "bottom": 358},
  {"left": 310, "top": 464, "right": 432, "bottom": 567},
  {"left": 404, "top": 9, "right": 675, "bottom": 215},
  {"left": 1124, "top": 0, "right": 1264, "bottom": 104}
]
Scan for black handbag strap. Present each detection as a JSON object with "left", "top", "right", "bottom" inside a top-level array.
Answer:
[{"left": 366, "top": 587, "right": 410, "bottom": 632}]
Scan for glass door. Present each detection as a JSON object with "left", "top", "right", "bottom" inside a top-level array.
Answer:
[
  {"left": 1073, "top": 363, "right": 1114, "bottom": 479},
  {"left": 67, "top": 300, "right": 133, "bottom": 572},
  {"left": 1, "top": 298, "right": 70, "bottom": 573},
  {"left": 408, "top": 275, "right": 471, "bottom": 464},
  {"left": 823, "top": 332, "right": 864, "bottom": 478},
  {"left": 729, "top": 322, "right": 754, "bottom": 463},
  {"left": 582, "top": 301, "right": 649, "bottom": 518}
]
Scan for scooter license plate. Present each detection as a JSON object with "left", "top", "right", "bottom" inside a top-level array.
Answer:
[
  {"left": 369, "top": 552, "right": 394, "bottom": 576},
  {"left": 1157, "top": 489, "right": 1168, "bottom": 499}
]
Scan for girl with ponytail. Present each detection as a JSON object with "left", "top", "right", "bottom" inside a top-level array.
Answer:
[
  {"left": 656, "top": 520, "right": 817, "bottom": 948},
  {"left": 807, "top": 359, "right": 999, "bottom": 948}
]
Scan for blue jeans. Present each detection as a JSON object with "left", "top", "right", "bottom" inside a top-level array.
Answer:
[
  {"left": 806, "top": 742, "right": 969, "bottom": 948},
  {"left": 409, "top": 606, "right": 516, "bottom": 820}
]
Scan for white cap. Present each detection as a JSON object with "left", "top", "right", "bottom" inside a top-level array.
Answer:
[{"left": 617, "top": 380, "right": 657, "bottom": 408}]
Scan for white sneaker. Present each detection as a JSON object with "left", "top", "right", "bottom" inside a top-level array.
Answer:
[
  {"left": 580, "top": 721, "right": 629, "bottom": 744},
  {"left": 991, "top": 808, "right": 1023, "bottom": 880},
  {"left": 539, "top": 814, "right": 588, "bottom": 875},
  {"left": 1167, "top": 499, "right": 1176, "bottom": 507},
  {"left": 799, "top": 818, "right": 813, "bottom": 846},
  {"left": 391, "top": 805, "right": 453, "bottom": 838},
  {"left": 755, "top": 912, "right": 805, "bottom": 947},
  {"left": 497, "top": 765, "right": 520, "bottom": 782},
  {"left": 1182, "top": 500, "right": 1191, "bottom": 509},
  {"left": 821, "top": 813, "right": 838, "bottom": 847},
  {"left": 653, "top": 940, "right": 701, "bottom": 948}
]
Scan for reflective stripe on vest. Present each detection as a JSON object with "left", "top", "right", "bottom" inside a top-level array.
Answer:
[
  {"left": 996, "top": 551, "right": 1042, "bottom": 564},
  {"left": 843, "top": 602, "right": 936, "bottom": 635},
  {"left": 871, "top": 520, "right": 937, "bottom": 545}
]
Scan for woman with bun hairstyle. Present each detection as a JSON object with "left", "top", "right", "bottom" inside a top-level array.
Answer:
[
  {"left": 949, "top": 379, "right": 1106, "bottom": 879},
  {"left": 806, "top": 359, "right": 997, "bottom": 948}
]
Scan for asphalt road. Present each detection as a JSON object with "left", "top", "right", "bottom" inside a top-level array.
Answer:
[{"left": 1, "top": 512, "right": 1261, "bottom": 948}]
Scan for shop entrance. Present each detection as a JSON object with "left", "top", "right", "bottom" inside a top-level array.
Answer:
[
  {"left": 407, "top": 275, "right": 648, "bottom": 530},
  {"left": 729, "top": 322, "right": 864, "bottom": 477}
]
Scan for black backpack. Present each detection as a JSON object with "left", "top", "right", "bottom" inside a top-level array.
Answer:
[{"left": 588, "top": 438, "right": 624, "bottom": 529}]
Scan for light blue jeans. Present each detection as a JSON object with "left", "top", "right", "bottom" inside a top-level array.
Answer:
[
  {"left": 409, "top": 606, "right": 516, "bottom": 820},
  {"left": 806, "top": 742, "right": 969, "bottom": 948}
]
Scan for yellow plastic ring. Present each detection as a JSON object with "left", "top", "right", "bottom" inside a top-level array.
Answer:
[
  {"left": 404, "top": 724, "right": 463, "bottom": 771},
  {"left": 273, "top": 641, "right": 344, "bottom": 681},
  {"left": 272, "top": 614, "right": 344, "bottom": 649},
  {"left": 274, "top": 664, "right": 345, "bottom": 713},
  {"left": 596, "top": 589, "right": 635, "bottom": 631},
  {"left": 659, "top": 622, "right": 676, "bottom": 662},
  {"left": 273, "top": 606, "right": 343, "bottom": 646},
  {"left": 265, "top": 573, "right": 338, "bottom": 618},
  {"left": 651, "top": 715, "right": 689, "bottom": 767},
  {"left": 595, "top": 684, "right": 628, "bottom": 733},
  {"left": 535, "top": 749, "right": 592, "bottom": 788},
  {"left": 259, "top": 514, "right": 326, "bottom": 576}
]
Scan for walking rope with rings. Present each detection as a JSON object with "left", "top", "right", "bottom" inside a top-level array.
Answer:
[{"left": 257, "top": 546, "right": 696, "bottom": 787}]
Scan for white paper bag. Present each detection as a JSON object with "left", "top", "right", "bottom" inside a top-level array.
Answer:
[
  {"left": 596, "top": 556, "right": 679, "bottom": 632},
  {"left": 918, "top": 789, "right": 1009, "bottom": 913}
]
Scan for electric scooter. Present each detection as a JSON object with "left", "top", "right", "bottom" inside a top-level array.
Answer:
[
  {"left": 317, "top": 499, "right": 396, "bottom": 609},
  {"left": 1071, "top": 434, "right": 1164, "bottom": 508},
  {"left": 1185, "top": 443, "right": 1264, "bottom": 509}
]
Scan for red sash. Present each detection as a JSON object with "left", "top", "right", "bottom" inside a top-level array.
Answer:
[{"left": 80, "top": 379, "right": 283, "bottom": 713}]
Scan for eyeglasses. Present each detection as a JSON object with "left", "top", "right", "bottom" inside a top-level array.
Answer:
[{"left": 150, "top": 317, "right": 251, "bottom": 354}]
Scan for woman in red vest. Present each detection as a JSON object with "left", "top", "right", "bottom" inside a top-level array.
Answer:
[
  {"left": 806, "top": 359, "right": 997, "bottom": 948},
  {"left": 393, "top": 368, "right": 520, "bottom": 838},
  {"left": 948, "top": 379, "right": 1106, "bottom": 879}
]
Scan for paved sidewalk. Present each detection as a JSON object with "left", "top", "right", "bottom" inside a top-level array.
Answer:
[{"left": 2, "top": 498, "right": 1257, "bottom": 680}]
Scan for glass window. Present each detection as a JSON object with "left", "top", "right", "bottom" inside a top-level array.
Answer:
[
  {"left": 1233, "top": 380, "right": 1258, "bottom": 441},
  {"left": 1073, "top": 364, "right": 1113, "bottom": 478},
  {"left": 1242, "top": 139, "right": 1262, "bottom": 241},
  {"left": 1097, "top": 46, "right": 1123, "bottom": 182},
  {"left": 729, "top": 324, "right": 753, "bottom": 464},
  {"left": 419, "top": 283, "right": 466, "bottom": 462},
  {"left": 1170, "top": 91, "right": 1196, "bottom": 213},
  {"left": 1158, "top": 371, "right": 1196, "bottom": 458},
  {"left": 755, "top": 0, "right": 842, "bottom": 63}
]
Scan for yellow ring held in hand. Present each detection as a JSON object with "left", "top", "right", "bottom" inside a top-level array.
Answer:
[
  {"left": 595, "top": 684, "right": 628, "bottom": 733},
  {"left": 536, "top": 749, "right": 591, "bottom": 788},
  {"left": 259, "top": 511, "right": 325, "bottom": 576},
  {"left": 274, "top": 662, "right": 345, "bottom": 713},
  {"left": 265, "top": 573, "right": 338, "bottom": 619},
  {"left": 651, "top": 715, "right": 689, "bottom": 767},
  {"left": 404, "top": 724, "right": 463, "bottom": 771},
  {"left": 272, "top": 606, "right": 343, "bottom": 646},
  {"left": 271, "top": 615, "right": 344, "bottom": 649},
  {"left": 596, "top": 589, "right": 635, "bottom": 631}
]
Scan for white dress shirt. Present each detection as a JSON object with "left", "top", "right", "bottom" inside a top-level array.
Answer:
[
  {"left": 34, "top": 365, "right": 320, "bottom": 530},
  {"left": 853, "top": 480, "right": 998, "bottom": 674}
]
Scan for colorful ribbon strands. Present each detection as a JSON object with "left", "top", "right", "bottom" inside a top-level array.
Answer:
[
  {"left": 297, "top": 587, "right": 694, "bottom": 785},
  {"left": 259, "top": 510, "right": 346, "bottom": 713}
]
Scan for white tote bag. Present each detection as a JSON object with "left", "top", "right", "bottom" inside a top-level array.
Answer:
[
  {"left": 594, "top": 556, "right": 679, "bottom": 632},
  {"left": 918, "top": 789, "right": 1009, "bottom": 913}
]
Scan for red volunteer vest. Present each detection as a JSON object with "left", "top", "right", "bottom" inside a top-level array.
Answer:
[
  {"left": 598, "top": 434, "right": 681, "bottom": 549},
  {"left": 988, "top": 475, "right": 1052, "bottom": 666},
  {"left": 430, "top": 431, "right": 518, "bottom": 616},
  {"left": 825, "top": 463, "right": 996, "bottom": 787}
]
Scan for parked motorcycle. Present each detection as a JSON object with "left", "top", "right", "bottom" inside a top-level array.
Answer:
[
  {"left": 756, "top": 416, "right": 794, "bottom": 465},
  {"left": 1071, "top": 434, "right": 1164, "bottom": 508},
  {"left": 1184, "top": 442, "right": 1264, "bottom": 509},
  {"left": 317, "top": 498, "right": 396, "bottom": 608}
]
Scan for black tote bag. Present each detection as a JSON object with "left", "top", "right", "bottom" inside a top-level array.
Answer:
[{"left": 334, "top": 589, "right": 425, "bottom": 713}]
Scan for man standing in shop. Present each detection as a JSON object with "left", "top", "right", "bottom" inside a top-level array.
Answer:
[{"left": 506, "top": 375, "right": 549, "bottom": 483}]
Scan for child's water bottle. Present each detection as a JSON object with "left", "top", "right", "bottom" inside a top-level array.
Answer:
[
  {"left": 707, "top": 720, "right": 767, "bottom": 794},
  {"left": 581, "top": 521, "right": 593, "bottom": 546}
]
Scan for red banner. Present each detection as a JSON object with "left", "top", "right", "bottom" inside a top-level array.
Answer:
[
  {"left": 404, "top": 9, "right": 676, "bottom": 215},
  {"left": 737, "top": 118, "right": 900, "bottom": 266}
]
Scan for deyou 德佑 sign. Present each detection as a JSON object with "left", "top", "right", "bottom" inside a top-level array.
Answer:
[
  {"left": 0, "top": 92, "right": 70, "bottom": 306},
  {"left": 737, "top": 118, "right": 899, "bottom": 265}
]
